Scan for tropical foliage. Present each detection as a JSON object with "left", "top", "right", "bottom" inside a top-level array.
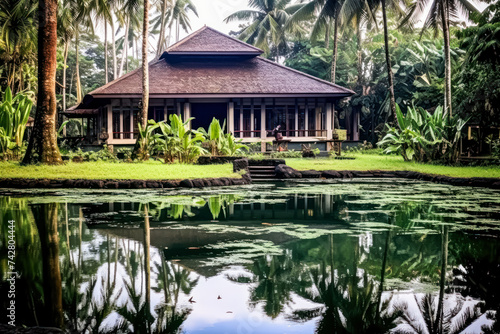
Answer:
[
  {"left": 0, "top": 87, "right": 33, "bottom": 160},
  {"left": 198, "top": 118, "right": 248, "bottom": 156},
  {"left": 378, "top": 105, "right": 467, "bottom": 163}
]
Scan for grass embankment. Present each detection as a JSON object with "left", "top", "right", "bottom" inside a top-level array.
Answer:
[
  {"left": 0, "top": 161, "right": 240, "bottom": 180},
  {"left": 286, "top": 153, "right": 500, "bottom": 179}
]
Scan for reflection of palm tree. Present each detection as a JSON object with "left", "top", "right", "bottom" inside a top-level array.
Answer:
[
  {"left": 394, "top": 226, "right": 482, "bottom": 334},
  {"left": 394, "top": 293, "right": 482, "bottom": 334},
  {"left": 153, "top": 253, "right": 197, "bottom": 333},
  {"left": 33, "top": 203, "right": 64, "bottom": 328},
  {"left": 247, "top": 252, "right": 296, "bottom": 319},
  {"left": 290, "top": 234, "right": 399, "bottom": 333}
]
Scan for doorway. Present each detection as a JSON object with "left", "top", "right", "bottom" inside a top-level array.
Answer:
[{"left": 190, "top": 103, "right": 227, "bottom": 131}]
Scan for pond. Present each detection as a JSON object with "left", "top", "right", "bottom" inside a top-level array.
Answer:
[{"left": 1, "top": 179, "right": 500, "bottom": 333}]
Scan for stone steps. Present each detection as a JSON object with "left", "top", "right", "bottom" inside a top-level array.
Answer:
[{"left": 248, "top": 165, "right": 277, "bottom": 180}]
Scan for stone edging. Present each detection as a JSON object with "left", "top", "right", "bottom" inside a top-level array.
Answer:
[
  {"left": 0, "top": 176, "right": 250, "bottom": 189},
  {"left": 274, "top": 164, "right": 500, "bottom": 189}
]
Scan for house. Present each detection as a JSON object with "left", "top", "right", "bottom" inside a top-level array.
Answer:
[{"left": 64, "top": 26, "right": 355, "bottom": 151}]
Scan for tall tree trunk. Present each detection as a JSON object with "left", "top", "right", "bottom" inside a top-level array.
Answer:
[
  {"left": 140, "top": 0, "right": 150, "bottom": 128},
  {"left": 143, "top": 205, "right": 151, "bottom": 332},
  {"left": 125, "top": 25, "right": 129, "bottom": 73},
  {"left": 435, "top": 226, "right": 449, "bottom": 334},
  {"left": 325, "top": 18, "right": 331, "bottom": 49},
  {"left": 440, "top": 0, "right": 452, "bottom": 117},
  {"left": 75, "top": 29, "right": 82, "bottom": 104},
  {"left": 104, "top": 18, "right": 109, "bottom": 84},
  {"left": 157, "top": 0, "right": 168, "bottom": 57},
  {"left": 62, "top": 41, "right": 69, "bottom": 112},
  {"left": 22, "top": 0, "right": 62, "bottom": 165},
  {"left": 35, "top": 203, "right": 64, "bottom": 328},
  {"left": 118, "top": 17, "right": 129, "bottom": 77},
  {"left": 381, "top": 0, "right": 397, "bottom": 122},
  {"left": 356, "top": 17, "right": 363, "bottom": 86},
  {"left": 111, "top": 19, "right": 117, "bottom": 80},
  {"left": 330, "top": 18, "right": 339, "bottom": 84}
]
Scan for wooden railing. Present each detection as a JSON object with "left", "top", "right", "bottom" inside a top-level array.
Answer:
[
  {"left": 234, "top": 130, "right": 327, "bottom": 138},
  {"left": 112, "top": 132, "right": 137, "bottom": 139}
]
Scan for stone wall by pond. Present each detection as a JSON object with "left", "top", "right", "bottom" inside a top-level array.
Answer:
[{"left": 273, "top": 163, "right": 500, "bottom": 189}]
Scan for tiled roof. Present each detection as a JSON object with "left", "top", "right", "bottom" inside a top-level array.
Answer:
[
  {"left": 161, "top": 26, "right": 263, "bottom": 55},
  {"left": 88, "top": 56, "right": 354, "bottom": 97}
]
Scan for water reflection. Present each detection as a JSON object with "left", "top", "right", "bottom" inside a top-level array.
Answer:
[{"left": 0, "top": 179, "right": 500, "bottom": 333}]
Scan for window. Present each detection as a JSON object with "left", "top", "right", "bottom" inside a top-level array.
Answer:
[
  {"left": 308, "top": 106, "right": 316, "bottom": 136},
  {"left": 133, "top": 107, "right": 139, "bottom": 139},
  {"left": 298, "top": 106, "right": 306, "bottom": 137}
]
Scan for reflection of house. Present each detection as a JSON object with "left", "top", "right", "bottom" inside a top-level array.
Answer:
[{"left": 66, "top": 26, "right": 354, "bottom": 150}]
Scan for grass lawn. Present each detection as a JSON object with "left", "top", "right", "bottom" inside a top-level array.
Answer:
[
  {"left": 0, "top": 161, "right": 240, "bottom": 180},
  {"left": 286, "top": 153, "right": 500, "bottom": 179}
]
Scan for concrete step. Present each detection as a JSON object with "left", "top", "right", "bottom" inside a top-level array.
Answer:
[
  {"left": 248, "top": 165, "right": 277, "bottom": 169},
  {"left": 250, "top": 174, "right": 277, "bottom": 179},
  {"left": 249, "top": 169, "right": 275, "bottom": 174}
]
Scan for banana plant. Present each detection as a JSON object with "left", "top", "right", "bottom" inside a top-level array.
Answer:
[
  {"left": 198, "top": 118, "right": 248, "bottom": 156},
  {"left": 136, "top": 120, "right": 161, "bottom": 161},
  {"left": 378, "top": 104, "right": 468, "bottom": 164},
  {"left": 0, "top": 87, "right": 33, "bottom": 160}
]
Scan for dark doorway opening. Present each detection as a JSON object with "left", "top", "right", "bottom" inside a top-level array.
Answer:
[{"left": 191, "top": 103, "right": 227, "bottom": 131}]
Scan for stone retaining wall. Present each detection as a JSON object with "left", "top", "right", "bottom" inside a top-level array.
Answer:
[
  {"left": 0, "top": 176, "right": 250, "bottom": 189},
  {"left": 275, "top": 164, "right": 500, "bottom": 189}
]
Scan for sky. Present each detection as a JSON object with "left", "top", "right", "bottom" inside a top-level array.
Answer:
[{"left": 181, "top": 0, "right": 251, "bottom": 37}]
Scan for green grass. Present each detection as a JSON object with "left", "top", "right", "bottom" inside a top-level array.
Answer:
[
  {"left": 0, "top": 161, "right": 240, "bottom": 180},
  {"left": 286, "top": 153, "right": 500, "bottom": 179}
]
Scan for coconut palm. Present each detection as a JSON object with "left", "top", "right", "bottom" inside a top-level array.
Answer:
[
  {"left": 402, "top": 0, "right": 479, "bottom": 116},
  {"left": 0, "top": 0, "right": 37, "bottom": 93},
  {"left": 22, "top": 0, "right": 63, "bottom": 164},
  {"left": 287, "top": 0, "right": 344, "bottom": 82},
  {"left": 153, "top": 0, "right": 198, "bottom": 56},
  {"left": 224, "top": 0, "right": 303, "bottom": 60}
]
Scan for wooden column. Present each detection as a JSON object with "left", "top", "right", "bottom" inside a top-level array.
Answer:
[
  {"left": 228, "top": 102, "right": 234, "bottom": 134},
  {"left": 260, "top": 102, "right": 266, "bottom": 152},
  {"left": 295, "top": 100, "right": 299, "bottom": 137},
  {"left": 184, "top": 102, "right": 191, "bottom": 129},
  {"left": 250, "top": 100, "right": 255, "bottom": 138},
  {"left": 119, "top": 101, "right": 123, "bottom": 139},
  {"left": 130, "top": 99, "right": 134, "bottom": 139},
  {"left": 326, "top": 102, "right": 333, "bottom": 139},
  {"left": 239, "top": 105, "right": 243, "bottom": 137},
  {"left": 107, "top": 104, "right": 113, "bottom": 143}
]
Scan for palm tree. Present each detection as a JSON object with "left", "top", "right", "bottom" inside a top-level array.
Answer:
[
  {"left": 224, "top": 0, "right": 303, "bottom": 61},
  {"left": 58, "top": 0, "right": 76, "bottom": 112},
  {"left": 140, "top": 0, "right": 150, "bottom": 130},
  {"left": 288, "top": 0, "right": 344, "bottom": 82},
  {"left": 403, "top": 0, "right": 478, "bottom": 116},
  {"left": 0, "top": 0, "right": 37, "bottom": 93},
  {"left": 22, "top": 0, "right": 63, "bottom": 164},
  {"left": 33, "top": 203, "right": 64, "bottom": 327},
  {"left": 91, "top": 0, "right": 113, "bottom": 83},
  {"left": 116, "top": 0, "right": 141, "bottom": 77}
]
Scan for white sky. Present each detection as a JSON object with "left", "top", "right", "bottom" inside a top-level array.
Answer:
[{"left": 188, "top": 0, "right": 251, "bottom": 36}]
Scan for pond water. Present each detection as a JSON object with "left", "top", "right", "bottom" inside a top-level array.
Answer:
[{"left": 1, "top": 179, "right": 500, "bottom": 333}]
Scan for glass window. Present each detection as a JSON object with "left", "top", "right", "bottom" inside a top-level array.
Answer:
[{"left": 298, "top": 106, "right": 306, "bottom": 137}]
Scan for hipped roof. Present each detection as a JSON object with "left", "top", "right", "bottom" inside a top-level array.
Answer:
[
  {"left": 161, "top": 26, "right": 264, "bottom": 56},
  {"left": 82, "top": 26, "right": 354, "bottom": 101}
]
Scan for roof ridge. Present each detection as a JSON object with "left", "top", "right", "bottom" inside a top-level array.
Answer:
[
  {"left": 87, "top": 59, "right": 163, "bottom": 96},
  {"left": 164, "top": 25, "right": 263, "bottom": 53},
  {"left": 202, "top": 26, "right": 263, "bottom": 53},
  {"left": 165, "top": 25, "right": 207, "bottom": 53},
  {"left": 256, "top": 57, "right": 355, "bottom": 95}
]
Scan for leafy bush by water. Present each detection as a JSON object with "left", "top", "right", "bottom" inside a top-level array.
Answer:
[{"left": 378, "top": 105, "right": 467, "bottom": 164}]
